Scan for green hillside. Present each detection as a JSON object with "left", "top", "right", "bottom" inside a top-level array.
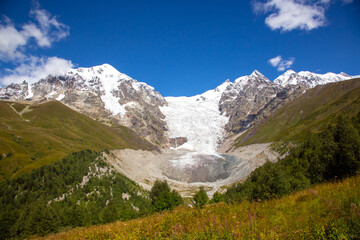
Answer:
[
  {"left": 227, "top": 113, "right": 360, "bottom": 203},
  {"left": 0, "top": 150, "right": 153, "bottom": 239},
  {"left": 235, "top": 78, "right": 360, "bottom": 147},
  {"left": 0, "top": 100, "right": 154, "bottom": 181}
]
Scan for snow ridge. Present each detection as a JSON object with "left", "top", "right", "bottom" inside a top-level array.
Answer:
[
  {"left": 66, "top": 64, "right": 133, "bottom": 117},
  {"left": 274, "top": 70, "right": 352, "bottom": 88}
]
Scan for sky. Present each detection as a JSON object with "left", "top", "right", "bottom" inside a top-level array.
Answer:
[{"left": 0, "top": 0, "right": 359, "bottom": 96}]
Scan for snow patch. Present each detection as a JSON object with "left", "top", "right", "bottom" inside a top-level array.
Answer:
[
  {"left": 56, "top": 94, "right": 65, "bottom": 101},
  {"left": 48, "top": 91, "right": 57, "bottom": 97},
  {"left": 26, "top": 84, "right": 33, "bottom": 99},
  {"left": 132, "top": 81, "right": 154, "bottom": 92},
  {"left": 67, "top": 64, "right": 133, "bottom": 117}
]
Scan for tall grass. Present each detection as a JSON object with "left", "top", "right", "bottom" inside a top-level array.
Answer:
[{"left": 38, "top": 175, "right": 360, "bottom": 240}]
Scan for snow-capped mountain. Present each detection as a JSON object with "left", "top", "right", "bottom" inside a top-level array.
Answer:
[
  {"left": 0, "top": 64, "right": 168, "bottom": 144},
  {"left": 0, "top": 64, "right": 356, "bottom": 149},
  {"left": 274, "top": 70, "right": 352, "bottom": 88}
]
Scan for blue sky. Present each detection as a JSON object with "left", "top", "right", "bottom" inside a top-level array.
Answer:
[{"left": 0, "top": 0, "right": 359, "bottom": 96}]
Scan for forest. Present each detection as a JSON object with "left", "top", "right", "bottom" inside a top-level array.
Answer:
[{"left": 0, "top": 150, "right": 153, "bottom": 239}]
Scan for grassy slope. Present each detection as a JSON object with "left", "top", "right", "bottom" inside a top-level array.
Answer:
[
  {"left": 0, "top": 101, "right": 154, "bottom": 181},
  {"left": 235, "top": 78, "right": 360, "bottom": 147},
  {"left": 39, "top": 175, "right": 360, "bottom": 239}
]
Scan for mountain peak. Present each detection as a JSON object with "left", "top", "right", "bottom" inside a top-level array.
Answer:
[
  {"left": 100, "top": 63, "right": 112, "bottom": 68},
  {"left": 67, "top": 64, "right": 132, "bottom": 82},
  {"left": 234, "top": 70, "right": 270, "bottom": 86},
  {"left": 340, "top": 72, "right": 351, "bottom": 78},
  {"left": 284, "top": 69, "right": 297, "bottom": 75},
  {"left": 93, "top": 63, "right": 118, "bottom": 72},
  {"left": 251, "top": 70, "right": 264, "bottom": 77},
  {"left": 274, "top": 70, "right": 299, "bottom": 85}
]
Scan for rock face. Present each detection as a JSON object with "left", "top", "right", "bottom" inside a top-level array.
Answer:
[
  {"left": 169, "top": 137, "right": 188, "bottom": 148},
  {"left": 0, "top": 81, "right": 33, "bottom": 100},
  {"left": 218, "top": 70, "right": 282, "bottom": 135},
  {"left": 0, "top": 64, "right": 354, "bottom": 149}
]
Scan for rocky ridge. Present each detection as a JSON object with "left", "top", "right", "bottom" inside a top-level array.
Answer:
[{"left": 218, "top": 70, "right": 282, "bottom": 135}]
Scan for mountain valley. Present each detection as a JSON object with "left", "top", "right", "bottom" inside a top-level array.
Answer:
[{"left": 1, "top": 64, "right": 360, "bottom": 239}]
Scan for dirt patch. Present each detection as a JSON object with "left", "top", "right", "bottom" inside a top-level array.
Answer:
[{"left": 104, "top": 143, "right": 279, "bottom": 198}]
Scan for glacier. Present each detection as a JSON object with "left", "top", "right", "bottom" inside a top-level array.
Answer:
[{"left": 160, "top": 81, "right": 231, "bottom": 154}]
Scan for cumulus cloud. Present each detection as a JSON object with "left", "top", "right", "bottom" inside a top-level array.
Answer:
[
  {"left": 0, "top": 56, "right": 73, "bottom": 85},
  {"left": 0, "top": 2, "right": 72, "bottom": 86},
  {"left": 28, "top": 7, "right": 70, "bottom": 46},
  {"left": 0, "top": 4, "right": 69, "bottom": 61},
  {"left": 268, "top": 55, "right": 295, "bottom": 71},
  {"left": 253, "top": 0, "right": 329, "bottom": 32},
  {"left": 0, "top": 25, "right": 28, "bottom": 60}
]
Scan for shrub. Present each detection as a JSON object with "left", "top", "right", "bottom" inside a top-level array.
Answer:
[
  {"left": 150, "top": 180, "right": 183, "bottom": 212},
  {"left": 193, "top": 187, "right": 209, "bottom": 208}
]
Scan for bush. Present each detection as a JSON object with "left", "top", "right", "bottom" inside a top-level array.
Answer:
[
  {"left": 193, "top": 187, "right": 209, "bottom": 208},
  {"left": 150, "top": 180, "right": 183, "bottom": 212},
  {"left": 210, "top": 191, "right": 224, "bottom": 204}
]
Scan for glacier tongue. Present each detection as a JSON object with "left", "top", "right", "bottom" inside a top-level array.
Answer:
[{"left": 160, "top": 84, "right": 230, "bottom": 154}]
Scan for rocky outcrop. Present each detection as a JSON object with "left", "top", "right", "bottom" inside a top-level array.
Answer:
[
  {"left": 169, "top": 137, "right": 188, "bottom": 148},
  {"left": 0, "top": 81, "right": 32, "bottom": 100}
]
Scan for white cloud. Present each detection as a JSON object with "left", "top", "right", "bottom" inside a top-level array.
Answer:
[
  {"left": 0, "top": 25, "right": 27, "bottom": 61},
  {"left": 0, "top": 5, "right": 69, "bottom": 61},
  {"left": 268, "top": 55, "right": 282, "bottom": 67},
  {"left": 29, "top": 7, "right": 69, "bottom": 45},
  {"left": 268, "top": 55, "right": 295, "bottom": 71},
  {"left": 341, "top": 0, "right": 353, "bottom": 4},
  {"left": 0, "top": 56, "right": 73, "bottom": 85},
  {"left": 0, "top": 3, "right": 72, "bottom": 87},
  {"left": 253, "top": 0, "right": 328, "bottom": 32},
  {"left": 22, "top": 23, "right": 51, "bottom": 47}
]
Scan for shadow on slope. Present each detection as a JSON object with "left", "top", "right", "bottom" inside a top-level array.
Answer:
[{"left": 0, "top": 100, "right": 155, "bottom": 181}]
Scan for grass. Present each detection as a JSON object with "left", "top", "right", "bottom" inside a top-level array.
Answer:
[
  {"left": 0, "top": 100, "right": 155, "bottom": 181},
  {"left": 235, "top": 78, "right": 360, "bottom": 147},
  {"left": 37, "top": 175, "right": 360, "bottom": 239}
]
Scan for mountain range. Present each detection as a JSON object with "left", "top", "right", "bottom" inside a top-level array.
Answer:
[{"left": 0, "top": 64, "right": 356, "bottom": 152}]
